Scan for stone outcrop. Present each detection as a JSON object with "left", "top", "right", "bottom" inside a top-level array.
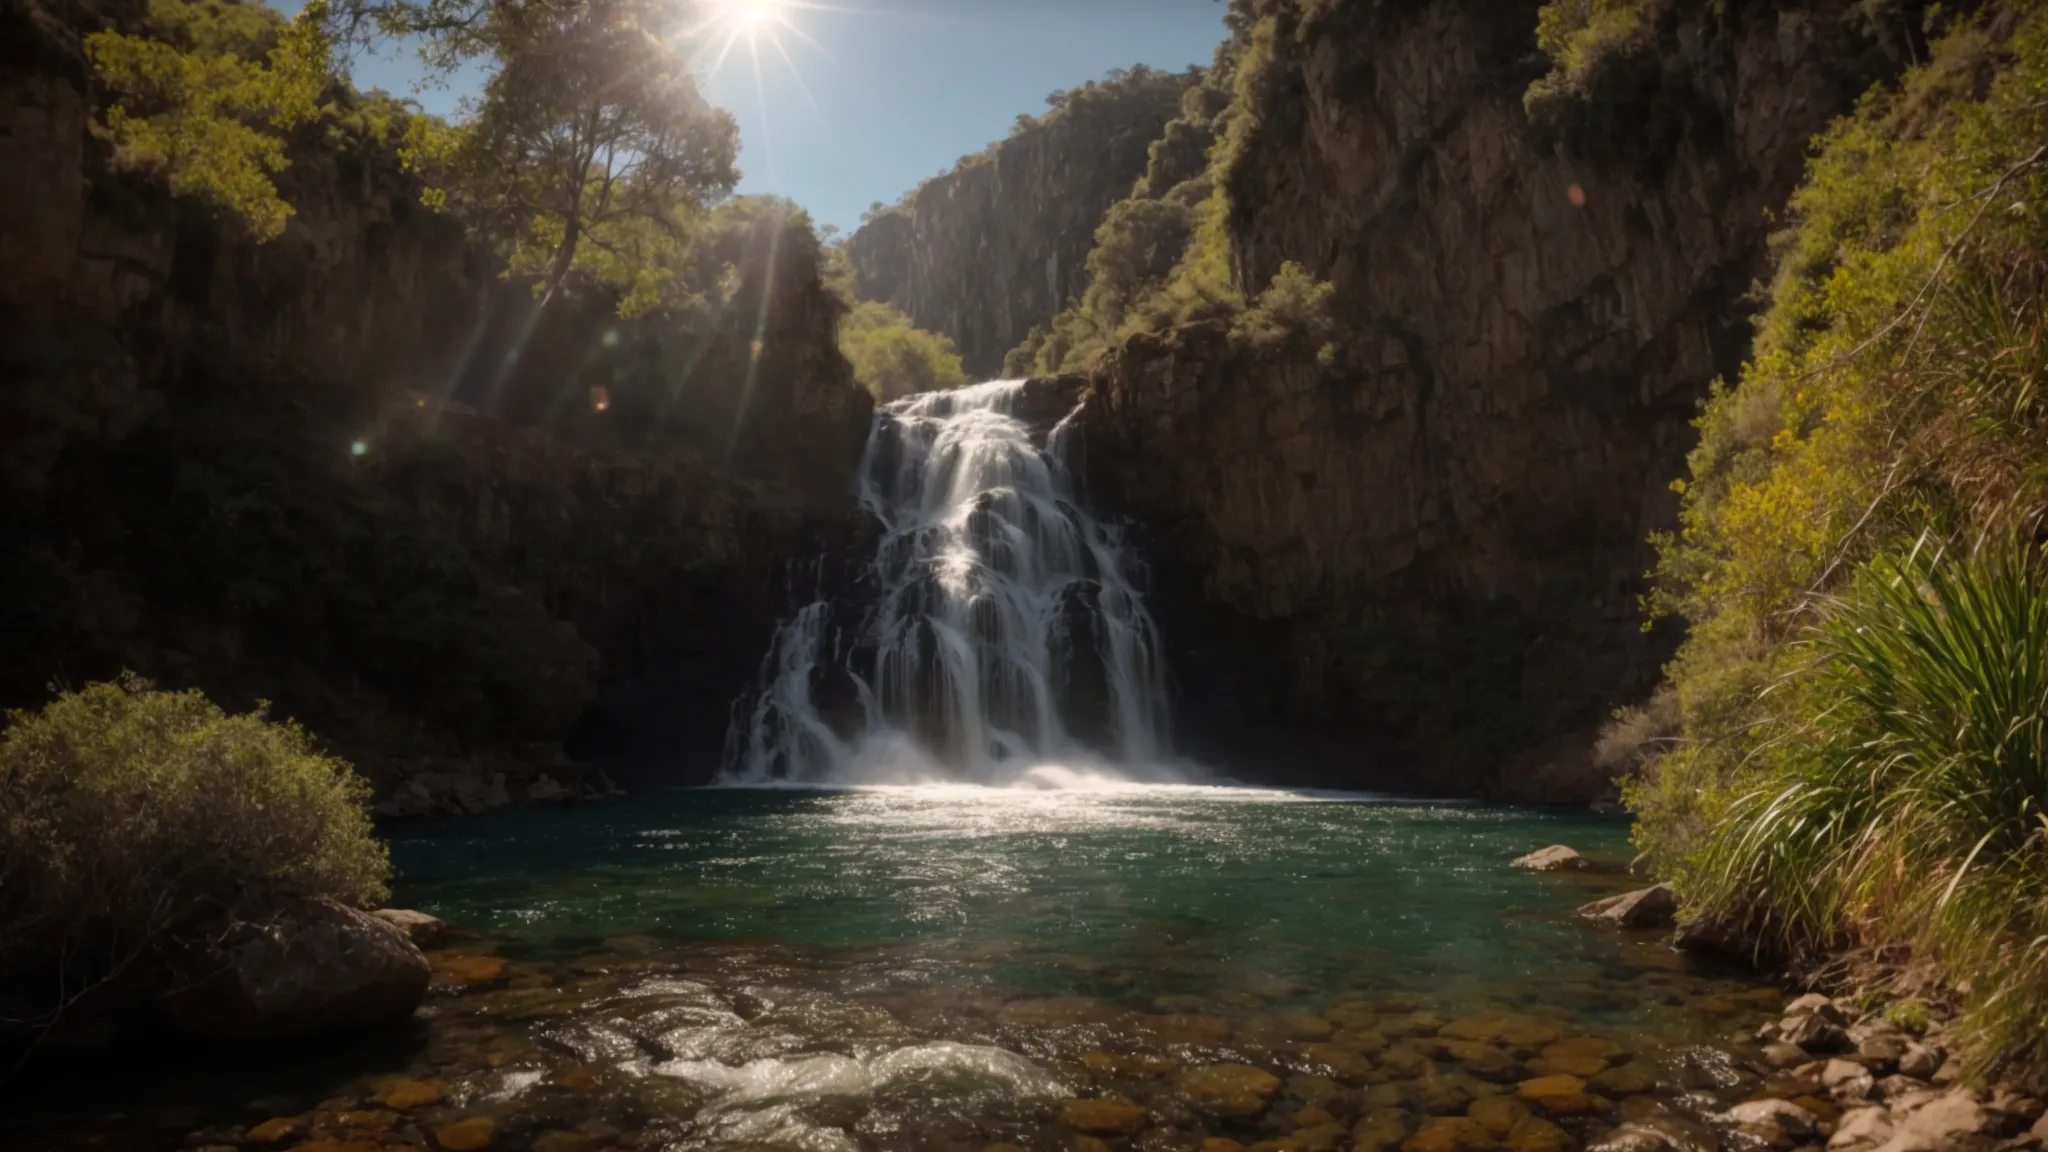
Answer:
[
  {"left": 156, "top": 899, "right": 429, "bottom": 1040},
  {"left": 847, "top": 67, "right": 1198, "bottom": 376},
  {"left": 1072, "top": 0, "right": 1917, "bottom": 797},
  {"left": 0, "top": 0, "right": 874, "bottom": 803}
]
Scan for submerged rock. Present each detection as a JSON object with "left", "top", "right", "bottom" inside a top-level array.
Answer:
[
  {"left": 1576, "top": 885, "right": 1678, "bottom": 930},
  {"left": 1060, "top": 1099, "right": 1150, "bottom": 1135},
  {"left": 156, "top": 899, "right": 428, "bottom": 1041},
  {"left": 1178, "top": 1064, "right": 1283, "bottom": 1117},
  {"left": 370, "top": 908, "right": 450, "bottom": 949}
]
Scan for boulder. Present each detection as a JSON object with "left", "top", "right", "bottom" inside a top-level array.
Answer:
[
  {"left": 1874, "top": 1090, "right": 1994, "bottom": 1152},
  {"left": 1897, "top": 1043, "right": 1944, "bottom": 1080},
  {"left": 369, "top": 908, "right": 450, "bottom": 949},
  {"left": 1720, "top": 1099, "right": 1821, "bottom": 1145},
  {"left": 1511, "top": 846, "right": 1587, "bottom": 872},
  {"left": 1787, "top": 994, "right": 1848, "bottom": 1024},
  {"left": 525, "top": 774, "right": 573, "bottom": 804},
  {"left": 1781, "top": 1012, "right": 1852, "bottom": 1054},
  {"left": 157, "top": 899, "right": 429, "bottom": 1040},
  {"left": 1829, "top": 1106, "right": 1895, "bottom": 1150},
  {"left": 1822, "top": 1058, "right": 1876, "bottom": 1103},
  {"left": 1577, "top": 885, "right": 1678, "bottom": 930}
]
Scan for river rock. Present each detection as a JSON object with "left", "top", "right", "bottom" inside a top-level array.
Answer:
[
  {"left": 369, "top": 908, "right": 450, "bottom": 949},
  {"left": 1590, "top": 1061, "right": 1658, "bottom": 1095},
  {"left": 1511, "top": 846, "right": 1587, "bottom": 872},
  {"left": 436, "top": 1117, "right": 497, "bottom": 1151},
  {"left": 1763, "top": 1041, "right": 1810, "bottom": 1069},
  {"left": 1787, "top": 994, "right": 1848, "bottom": 1023},
  {"left": 1782, "top": 1012, "right": 1852, "bottom": 1054},
  {"left": 1061, "top": 1098, "right": 1150, "bottom": 1135},
  {"left": 1466, "top": 1095, "right": 1529, "bottom": 1136},
  {"left": 1303, "top": 1042, "right": 1375, "bottom": 1081},
  {"left": 1400, "top": 1117, "right": 1494, "bottom": 1152},
  {"left": 1503, "top": 1115, "right": 1574, "bottom": 1152},
  {"left": 1576, "top": 885, "right": 1678, "bottom": 930},
  {"left": 1875, "top": 1090, "right": 1993, "bottom": 1151},
  {"left": 1896, "top": 1042, "right": 1944, "bottom": 1079},
  {"left": 1353, "top": 1111, "right": 1409, "bottom": 1152},
  {"left": 156, "top": 898, "right": 429, "bottom": 1040},
  {"left": 1720, "top": 1099, "right": 1821, "bottom": 1146},
  {"left": 1516, "top": 1074, "right": 1596, "bottom": 1114},
  {"left": 1830, "top": 1106, "right": 1895, "bottom": 1150},
  {"left": 1823, "top": 1058, "right": 1876, "bottom": 1102},
  {"left": 1178, "top": 1064, "right": 1282, "bottom": 1116}
]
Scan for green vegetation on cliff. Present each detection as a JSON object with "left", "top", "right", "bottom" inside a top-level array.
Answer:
[
  {"left": 1626, "top": 6, "right": 2048, "bottom": 1072},
  {"left": 820, "top": 244, "right": 966, "bottom": 403},
  {"left": 85, "top": 0, "right": 333, "bottom": 240},
  {"left": 0, "top": 677, "right": 388, "bottom": 1037},
  {"left": 1003, "top": 21, "right": 1337, "bottom": 377}
]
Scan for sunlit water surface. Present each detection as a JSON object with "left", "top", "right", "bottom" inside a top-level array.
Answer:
[{"left": 13, "top": 786, "right": 1789, "bottom": 1152}]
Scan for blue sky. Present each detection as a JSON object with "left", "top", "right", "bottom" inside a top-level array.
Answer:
[{"left": 314, "top": 0, "right": 1230, "bottom": 234}]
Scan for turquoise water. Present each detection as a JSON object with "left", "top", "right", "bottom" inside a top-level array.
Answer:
[
  {"left": 390, "top": 787, "right": 1677, "bottom": 1020},
  {"left": 12, "top": 787, "right": 1784, "bottom": 1152}
]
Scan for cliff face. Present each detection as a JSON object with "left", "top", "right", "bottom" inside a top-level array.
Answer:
[
  {"left": 845, "top": 68, "right": 1197, "bottom": 377},
  {"left": 0, "top": 0, "right": 873, "bottom": 808},
  {"left": 1075, "top": 0, "right": 1912, "bottom": 799}
]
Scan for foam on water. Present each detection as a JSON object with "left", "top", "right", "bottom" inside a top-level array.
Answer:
[
  {"left": 726, "top": 381, "right": 1179, "bottom": 786},
  {"left": 659, "top": 1042, "right": 1065, "bottom": 1152}
]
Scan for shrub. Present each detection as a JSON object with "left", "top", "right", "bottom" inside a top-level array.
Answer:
[
  {"left": 1682, "top": 541, "right": 2048, "bottom": 1073},
  {"left": 839, "top": 299, "right": 969, "bottom": 402},
  {"left": 0, "top": 677, "right": 389, "bottom": 1036}
]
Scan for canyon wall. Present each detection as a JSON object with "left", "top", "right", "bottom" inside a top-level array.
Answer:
[
  {"left": 1074, "top": 0, "right": 1920, "bottom": 799},
  {"left": 845, "top": 67, "right": 1197, "bottom": 377},
  {"left": 0, "top": 0, "right": 873, "bottom": 808}
]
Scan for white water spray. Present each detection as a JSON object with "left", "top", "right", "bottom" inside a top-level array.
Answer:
[{"left": 725, "top": 381, "right": 1174, "bottom": 785}]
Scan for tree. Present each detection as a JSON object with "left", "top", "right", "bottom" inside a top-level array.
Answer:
[
  {"left": 86, "top": 0, "right": 335, "bottom": 241},
  {"left": 840, "top": 300, "right": 969, "bottom": 403},
  {"left": 418, "top": 0, "right": 739, "bottom": 316}
]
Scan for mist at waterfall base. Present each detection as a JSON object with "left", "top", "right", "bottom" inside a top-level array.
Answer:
[{"left": 726, "top": 380, "right": 1199, "bottom": 791}]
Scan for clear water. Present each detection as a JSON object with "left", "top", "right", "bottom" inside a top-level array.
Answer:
[{"left": 11, "top": 787, "right": 1788, "bottom": 1152}]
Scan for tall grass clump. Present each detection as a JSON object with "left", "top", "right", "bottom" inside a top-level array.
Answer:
[
  {"left": 0, "top": 677, "right": 389, "bottom": 1042},
  {"left": 1684, "top": 542, "right": 2048, "bottom": 1071}
]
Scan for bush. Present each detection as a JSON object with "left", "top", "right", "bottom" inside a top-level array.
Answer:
[
  {"left": 0, "top": 678, "right": 389, "bottom": 1035},
  {"left": 1679, "top": 542, "right": 2048, "bottom": 1073},
  {"left": 839, "top": 299, "right": 969, "bottom": 402}
]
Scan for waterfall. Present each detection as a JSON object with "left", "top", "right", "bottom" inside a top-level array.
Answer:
[{"left": 724, "top": 380, "right": 1174, "bottom": 785}]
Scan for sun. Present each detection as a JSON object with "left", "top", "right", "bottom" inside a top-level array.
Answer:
[{"left": 722, "top": 0, "right": 785, "bottom": 28}]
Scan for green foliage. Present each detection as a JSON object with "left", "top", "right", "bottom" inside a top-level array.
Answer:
[
  {"left": 1634, "top": 5, "right": 2048, "bottom": 1075},
  {"left": 86, "top": 0, "right": 334, "bottom": 240},
  {"left": 1232, "top": 260, "right": 1337, "bottom": 359},
  {"left": 818, "top": 244, "right": 966, "bottom": 401},
  {"left": 416, "top": 0, "right": 739, "bottom": 317},
  {"left": 1526, "top": 0, "right": 1658, "bottom": 111},
  {"left": 0, "top": 677, "right": 389, "bottom": 1029},
  {"left": 840, "top": 300, "right": 969, "bottom": 403},
  {"left": 1883, "top": 997, "right": 1933, "bottom": 1036},
  {"left": 1678, "top": 543, "right": 2048, "bottom": 1073}
]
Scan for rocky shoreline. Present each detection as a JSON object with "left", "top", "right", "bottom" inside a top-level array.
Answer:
[{"left": 1513, "top": 845, "right": 2047, "bottom": 1152}]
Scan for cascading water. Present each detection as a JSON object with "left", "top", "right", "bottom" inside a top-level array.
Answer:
[{"left": 724, "top": 380, "right": 1174, "bottom": 785}]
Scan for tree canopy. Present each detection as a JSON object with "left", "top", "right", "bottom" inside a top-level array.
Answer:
[{"left": 414, "top": 0, "right": 739, "bottom": 315}]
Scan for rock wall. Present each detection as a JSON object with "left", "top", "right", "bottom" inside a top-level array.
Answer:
[
  {"left": 1075, "top": 0, "right": 1915, "bottom": 799},
  {"left": 0, "top": 0, "right": 874, "bottom": 808},
  {"left": 845, "top": 69, "right": 1197, "bottom": 377}
]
